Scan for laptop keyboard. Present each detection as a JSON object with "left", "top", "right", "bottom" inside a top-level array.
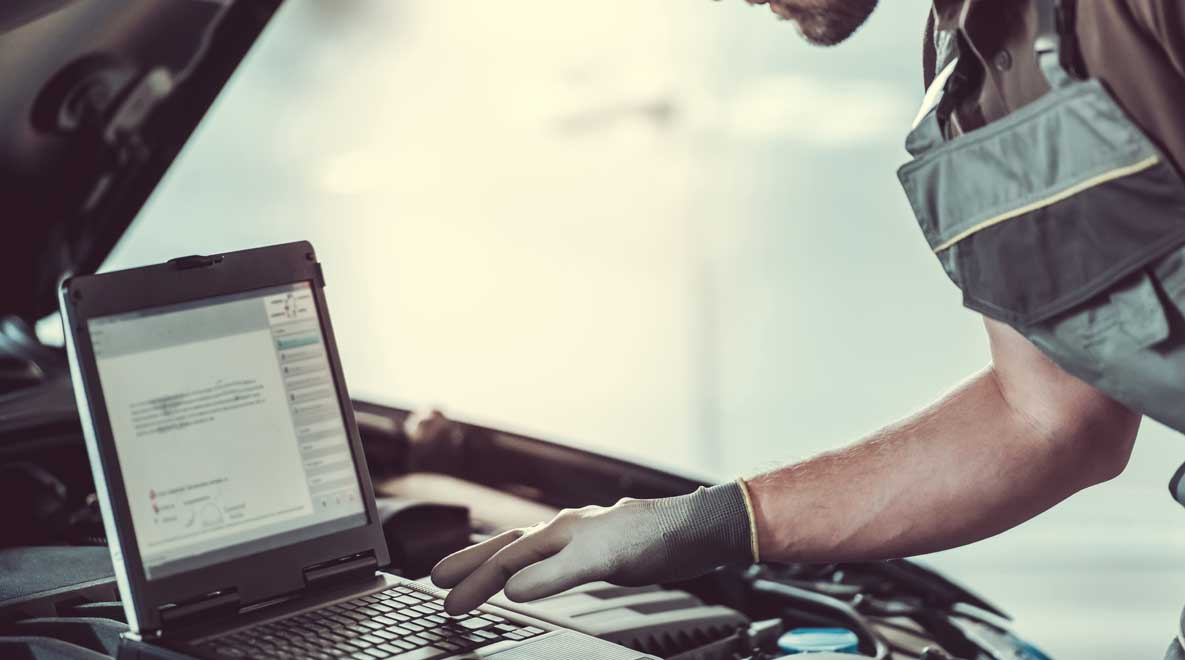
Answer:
[{"left": 198, "top": 584, "right": 547, "bottom": 659}]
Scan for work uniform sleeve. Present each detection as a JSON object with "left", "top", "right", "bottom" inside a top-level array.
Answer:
[{"left": 1129, "top": 0, "right": 1185, "bottom": 77}]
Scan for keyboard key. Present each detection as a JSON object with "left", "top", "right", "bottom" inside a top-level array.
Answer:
[
  {"left": 348, "top": 623, "right": 375, "bottom": 636},
  {"left": 460, "top": 617, "right": 496, "bottom": 630}
]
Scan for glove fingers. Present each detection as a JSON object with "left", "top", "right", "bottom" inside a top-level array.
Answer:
[
  {"left": 502, "top": 546, "right": 601, "bottom": 603},
  {"left": 441, "top": 526, "right": 567, "bottom": 615},
  {"left": 431, "top": 528, "right": 523, "bottom": 589}
]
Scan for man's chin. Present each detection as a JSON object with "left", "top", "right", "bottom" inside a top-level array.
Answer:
[
  {"left": 795, "top": 20, "right": 864, "bottom": 47},
  {"left": 778, "top": 0, "right": 880, "bottom": 47}
]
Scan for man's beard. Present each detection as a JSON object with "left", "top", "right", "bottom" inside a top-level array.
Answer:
[{"left": 768, "top": 0, "right": 880, "bottom": 46}]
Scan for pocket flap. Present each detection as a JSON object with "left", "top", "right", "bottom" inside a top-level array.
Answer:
[
  {"left": 898, "top": 76, "right": 1185, "bottom": 327},
  {"left": 1063, "top": 272, "right": 1169, "bottom": 361}
]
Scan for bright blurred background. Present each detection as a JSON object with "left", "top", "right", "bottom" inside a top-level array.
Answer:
[{"left": 100, "top": 2, "right": 1185, "bottom": 658}]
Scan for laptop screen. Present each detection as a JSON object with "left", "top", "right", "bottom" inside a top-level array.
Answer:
[{"left": 87, "top": 282, "right": 367, "bottom": 580}]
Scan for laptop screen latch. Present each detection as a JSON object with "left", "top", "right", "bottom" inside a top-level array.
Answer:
[
  {"left": 168, "top": 254, "right": 224, "bottom": 269},
  {"left": 303, "top": 550, "right": 379, "bottom": 589}
]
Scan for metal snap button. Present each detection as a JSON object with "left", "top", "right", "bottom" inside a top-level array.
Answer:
[{"left": 993, "top": 49, "right": 1013, "bottom": 72}]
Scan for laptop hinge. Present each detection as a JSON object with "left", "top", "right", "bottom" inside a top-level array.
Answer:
[
  {"left": 302, "top": 550, "right": 378, "bottom": 590},
  {"left": 157, "top": 587, "right": 241, "bottom": 630}
]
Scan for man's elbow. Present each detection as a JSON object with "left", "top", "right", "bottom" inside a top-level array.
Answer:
[
  {"left": 985, "top": 318, "right": 1141, "bottom": 487},
  {"left": 1046, "top": 394, "right": 1140, "bottom": 487},
  {"left": 1082, "top": 412, "right": 1138, "bottom": 484}
]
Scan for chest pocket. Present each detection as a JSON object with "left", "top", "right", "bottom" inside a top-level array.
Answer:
[{"left": 897, "top": 6, "right": 1185, "bottom": 330}]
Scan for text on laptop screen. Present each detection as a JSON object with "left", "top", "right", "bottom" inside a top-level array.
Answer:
[{"left": 88, "top": 282, "right": 366, "bottom": 580}]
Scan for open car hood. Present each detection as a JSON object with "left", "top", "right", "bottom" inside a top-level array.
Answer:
[{"left": 0, "top": 0, "right": 279, "bottom": 322}]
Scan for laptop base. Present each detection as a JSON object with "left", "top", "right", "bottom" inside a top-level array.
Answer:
[{"left": 114, "top": 572, "right": 659, "bottom": 660}]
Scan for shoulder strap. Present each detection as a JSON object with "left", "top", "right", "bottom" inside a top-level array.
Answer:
[{"left": 923, "top": 8, "right": 937, "bottom": 91}]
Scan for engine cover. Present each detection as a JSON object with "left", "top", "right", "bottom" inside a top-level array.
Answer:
[{"left": 488, "top": 582, "right": 749, "bottom": 660}]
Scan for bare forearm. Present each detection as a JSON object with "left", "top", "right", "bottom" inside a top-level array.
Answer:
[{"left": 748, "top": 367, "right": 1136, "bottom": 563}]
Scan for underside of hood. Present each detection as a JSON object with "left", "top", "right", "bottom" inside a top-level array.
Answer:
[{"left": 0, "top": 0, "right": 280, "bottom": 322}]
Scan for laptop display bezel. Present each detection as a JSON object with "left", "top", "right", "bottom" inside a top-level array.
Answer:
[{"left": 60, "top": 241, "right": 390, "bottom": 634}]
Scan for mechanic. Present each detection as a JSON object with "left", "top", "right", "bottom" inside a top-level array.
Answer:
[{"left": 432, "top": 0, "right": 1185, "bottom": 655}]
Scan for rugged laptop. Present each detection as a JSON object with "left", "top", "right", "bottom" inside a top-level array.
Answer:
[{"left": 60, "top": 241, "right": 657, "bottom": 660}]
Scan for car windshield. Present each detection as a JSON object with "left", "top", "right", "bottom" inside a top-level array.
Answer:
[{"left": 101, "top": 3, "right": 1183, "bottom": 658}]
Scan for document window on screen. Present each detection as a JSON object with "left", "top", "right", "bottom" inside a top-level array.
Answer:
[{"left": 89, "top": 283, "right": 366, "bottom": 580}]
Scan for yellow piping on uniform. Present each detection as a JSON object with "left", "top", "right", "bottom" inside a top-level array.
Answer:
[
  {"left": 736, "top": 477, "right": 760, "bottom": 563},
  {"left": 933, "top": 154, "right": 1162, "bottom": 253}
]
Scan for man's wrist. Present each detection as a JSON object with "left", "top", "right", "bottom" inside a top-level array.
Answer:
[{"left": 651, "top": 481, "right": 759, "bottom": 571}]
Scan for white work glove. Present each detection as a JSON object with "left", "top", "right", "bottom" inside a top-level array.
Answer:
[{"left": 430, "top": 481, "right": 758, "bottom": 615}]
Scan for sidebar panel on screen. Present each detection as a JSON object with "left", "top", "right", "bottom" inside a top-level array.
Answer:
[{"left": 263, "top": 287, "right": 361, "bottom": 512}]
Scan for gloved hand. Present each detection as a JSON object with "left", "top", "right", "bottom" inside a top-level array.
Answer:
[{"left": 430, "top": 481, "right": 758, "bottom": 615}]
